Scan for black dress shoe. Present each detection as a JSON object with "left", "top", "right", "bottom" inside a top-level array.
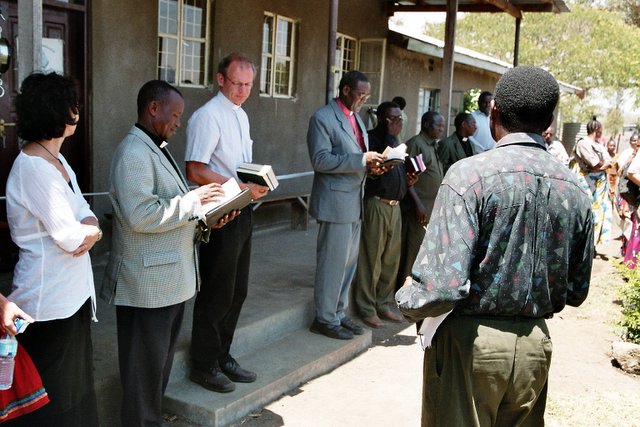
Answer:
[
  {"left": 340, "top": 317, "right": 364, "bottom": 335},
  {"left": 310, "top": 319, "right": 354, "bottom": 340},
  {"left": 189, "top": 367, "right": 235, "bottom": 393},
  {"left": 221, "top": 358, "right": 257, "bottom": 383}
]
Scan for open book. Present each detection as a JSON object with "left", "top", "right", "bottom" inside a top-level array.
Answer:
[
  {"left": 381, "top": 143, "right": 408, "bottom": 166},
  {"left": 236, "top": 163, "right": 279, "bottom": 191},
  {"left": 201, "top": 179, "right": 252, "bottom": 227}
]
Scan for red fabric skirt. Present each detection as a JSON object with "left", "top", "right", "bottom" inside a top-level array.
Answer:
[{"left": 0, "top": 343, "right": 49, "bottom": 422}]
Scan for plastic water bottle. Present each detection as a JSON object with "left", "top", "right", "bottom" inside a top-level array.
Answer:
[{"left": 0, "top": 334, "right": 17, "bottom": 390}]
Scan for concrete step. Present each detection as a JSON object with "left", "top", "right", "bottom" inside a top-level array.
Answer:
[
  {"left": 168, "top": 296, "right": 317, "bottom": 383},
  {"left": 163, "top": 327, "right": 372, "bottom": 427}
]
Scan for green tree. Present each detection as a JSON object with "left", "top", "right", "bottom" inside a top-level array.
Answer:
[{"left": 424, "top": 5, "right": 640, "bottom": 122}]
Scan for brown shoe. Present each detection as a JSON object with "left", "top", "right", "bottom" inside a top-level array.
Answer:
[
  {"left": 361, "top": 315, "right": 384, "bottom": 328},
  {"left": 378, "top": 310, "right": 403, "bottom": 323}
]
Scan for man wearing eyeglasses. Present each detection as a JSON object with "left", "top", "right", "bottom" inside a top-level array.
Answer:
[
  {"left": 307, "top": 70, "right": 386, "bottom": 340},
  {"left": 185, "top": 52, "right": 269, "bottom": 394},
  {"left": 353, "top": 101, "right": 417, "bottom": 329}
]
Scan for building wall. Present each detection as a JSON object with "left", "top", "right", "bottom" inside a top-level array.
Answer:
[
  {"left": 92, "top": 0, "right": 160, "bottom": 216},
  {"left": 384, "top": 44, "right": 500, "bottom": 137},
  {"left": 90, "top": 0, "right": 501, "bottom": 222}
]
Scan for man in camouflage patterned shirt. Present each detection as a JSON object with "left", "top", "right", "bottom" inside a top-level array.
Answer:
[{"left": 396, "top": 66, "right": 594, "bottom": 427}]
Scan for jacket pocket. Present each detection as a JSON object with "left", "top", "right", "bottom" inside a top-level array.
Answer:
[
  {"left": 100, "top": 254, "right": 124, "bottom": 303},
  {"left": 330, "top": 182, "right": 358, "bottom": 192},
  {"left": 143, "top": 251, "right": 179, "bottom": 267}
]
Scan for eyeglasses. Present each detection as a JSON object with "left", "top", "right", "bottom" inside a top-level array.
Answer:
[
  {"left": 353, "top": 91, "right": 370, "bottom": 102},
  {"left": 387, "top": 115, "right": 403, "bottom": 122},
  {"left": 224, "top": 76, "right": 253, "bottom": 89}
]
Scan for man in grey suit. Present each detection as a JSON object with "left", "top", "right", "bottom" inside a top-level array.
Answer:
[
  {"left": 306, "top": 70, "right": 386, "bottom": 340},
  {"left": 102, "top": 80, "right": 223, "bottom": 426},
  {"left": 437, "top": 112, "right": 477, "bottom": 175}
]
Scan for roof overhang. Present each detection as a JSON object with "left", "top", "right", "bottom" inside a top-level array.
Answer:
[
  {"left": 387, "top": 0, "right": 570, "bottom": 19},
  {"left": 388, "top": 23, "right": 583, "bottom": 96}
]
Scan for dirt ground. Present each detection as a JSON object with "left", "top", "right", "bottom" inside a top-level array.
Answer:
[
  {"left": 238, "top": 248, "right": 640, "bottom": 427},
  {"left": 169, "top": 239, "right": 640, "bottom": 427},
  {"left": 545, "top": 249, "right": 640, "bottom": 427}
]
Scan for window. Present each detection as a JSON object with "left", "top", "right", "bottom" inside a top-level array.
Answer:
[
  {"left": 332, "top": 34, "right": 358, "bottom": 97},
  {"left": 261, "top": 13, "right": 297, "bottom": 97},
  {"left": 358, "top": 39, "right": 385, "bottom": 106},
  {"left": 158, "top": 0, "right": 210, "bottom": 87},
  {"left": 333, "top": 35, "right": 385, "bottom": 106},
  {"left": 417, "top": 88, "right": 440, "bottom": 133}
]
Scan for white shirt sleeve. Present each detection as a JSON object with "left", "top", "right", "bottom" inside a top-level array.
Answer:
[
  {"left": 185, "top": 108, "right": 220, "bottom": 164},
  {"left": 627, "top": 151, "right": 640, "bottom": 175},
  {"left": 19, "top": 157, "right": 86, "bottom": 252}
]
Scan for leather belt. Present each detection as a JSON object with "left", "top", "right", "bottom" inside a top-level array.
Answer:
[{"left": 373, "top": 196, "right": 400, "bottom": 206}]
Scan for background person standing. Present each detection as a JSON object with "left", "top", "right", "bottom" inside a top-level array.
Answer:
[
  {"left": 185, "top": 53, "right": 269, "bottom": 394},
  {"left": 102, "top": 80, "right": 223, "bottom": 426},
  {"left": 306, "top": 70, "right": 385, "bottom": 340},
  {"left": 396, "top": 111, "right": 445, "bottom": 291},
  {"left": 353, "top": 101, "right": 416, "bottom": 329},
  {"left": 470, "top": 91, "right": 496, "bottom": 153}
]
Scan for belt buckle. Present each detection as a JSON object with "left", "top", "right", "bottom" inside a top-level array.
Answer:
[{"left": 389, "top": 200, "right": 399, "bottom": 206}]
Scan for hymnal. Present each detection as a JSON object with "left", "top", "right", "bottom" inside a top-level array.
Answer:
[
  {"left": 236, "top": 163, "right": 279, "bottom": 191},
  {"left": 202, "top": 179, "right": 252, "bottom": 227},
  {"left": 405, "top": 155, "right": 427, "bottom": 174}
]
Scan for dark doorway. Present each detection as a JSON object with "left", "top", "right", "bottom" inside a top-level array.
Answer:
[{"left": 0, "top": 0, "right": 88, "bottom": 271}]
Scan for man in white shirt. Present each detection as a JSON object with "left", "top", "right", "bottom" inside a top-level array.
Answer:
[
  {"left": 543, "top": 126, "right": 570, "bottom": 166},
  {"left": 185, "top": 52, "right": 269, "bottom": 393},
  {"left": 470, "top": 91, "right": 496, "bottom": 152}
]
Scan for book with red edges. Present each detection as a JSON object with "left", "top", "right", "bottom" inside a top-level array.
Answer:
[{"left": 405, "top": 155, "right": 427, "bottom": 174}]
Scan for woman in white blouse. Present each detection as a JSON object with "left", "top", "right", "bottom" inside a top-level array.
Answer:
[{"left": 4, "top": 73, "right": 100, "bottom": 426}]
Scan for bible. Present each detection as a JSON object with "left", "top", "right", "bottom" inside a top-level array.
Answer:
[
  {"left": 202, "top": 179, "right": 252, "bottom": 227},
  {"left": 405, "top": 155, "right": 427, "bottom": 174},
  {"left": 381, "top": 143, "right": 408, "bottom": 166},
  {"left": 236, "top": 163, "right": 279, "bottom": 191}
]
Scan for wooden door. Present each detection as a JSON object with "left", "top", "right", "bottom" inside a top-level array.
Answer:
[{"left": 0, "top": 0, "right": 88, "bottom": 271}]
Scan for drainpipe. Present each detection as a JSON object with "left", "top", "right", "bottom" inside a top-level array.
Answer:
[
  {"left": 513, "top": 17, "right": 521, "bottom": 66},
  {"left": 326, "top": 0, "right": 338, "bottom": 104}
]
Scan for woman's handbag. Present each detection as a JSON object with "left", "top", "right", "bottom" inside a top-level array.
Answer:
[{"left": 0, "top": 343, "right": 49, "bottom": 422}]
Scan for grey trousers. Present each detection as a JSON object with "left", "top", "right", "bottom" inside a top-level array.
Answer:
[{"left": 313, "top": 220, "right": 361, "bottom": 326}]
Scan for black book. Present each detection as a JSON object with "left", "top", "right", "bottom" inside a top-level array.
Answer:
[
  {"left": 236, "top": 163, "right": 279, "bottom": 191},
  {"left": 203, "top": 186, "right": 252, "bottom": 227}
]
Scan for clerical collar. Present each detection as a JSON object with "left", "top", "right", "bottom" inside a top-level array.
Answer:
[
  {"left": 336, "top": 98, "right": 354, "bottom": 117},
  {"left": 135, "top": 123, "right": 168, "bottom": 148}
]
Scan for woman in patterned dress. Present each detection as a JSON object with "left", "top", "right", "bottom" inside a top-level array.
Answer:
[{"left": 569, "top": 117, "right": 612, "bottom": 248}]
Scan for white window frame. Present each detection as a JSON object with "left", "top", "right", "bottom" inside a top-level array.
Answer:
[
  {"left": 157, "top": 0, "right": 212, "bottom": 88},
  {"left": 417, "top": 88, "right": 440, "bottom": 134},
  {"left": 260, "top": 12, "right": 297, "bottom": 98},
  {"left": 332, "top": 35, "right": 386, "bottom": 107},
  {"left": 358, "top": 38, "right": 386, "bottom": 107},
  {"left": 332, "top": 33, "right": 358, "bottom": 97}
]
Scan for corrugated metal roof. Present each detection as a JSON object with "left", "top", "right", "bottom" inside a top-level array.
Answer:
[
  {"left": 389, "top": 22, "right": 583, "bottom": 95},
  {"left": 387, "top": 0, "right": 569, "bottom": 18}
]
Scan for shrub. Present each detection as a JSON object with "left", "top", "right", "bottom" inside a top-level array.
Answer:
[{"left": 615, "top": 258, "right": 640, "bottom": 344}]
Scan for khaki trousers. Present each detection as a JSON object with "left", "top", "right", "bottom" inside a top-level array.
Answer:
[
  {"left": 422, "top": 315, "right": 552, "bottom": 427},
  {"left": 353, "top": 197, "right": 402, "bottom": 317}
]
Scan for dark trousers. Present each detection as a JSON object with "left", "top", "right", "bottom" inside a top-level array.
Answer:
[
  {"left": 117, "top": 303, "right": 185, "bottom": 427},
  {"left": 191, "top": 207, "right": 252, "bottom": 370},
  {"left": 5, "top": 299, "right": 98, "bottom": 427}
]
